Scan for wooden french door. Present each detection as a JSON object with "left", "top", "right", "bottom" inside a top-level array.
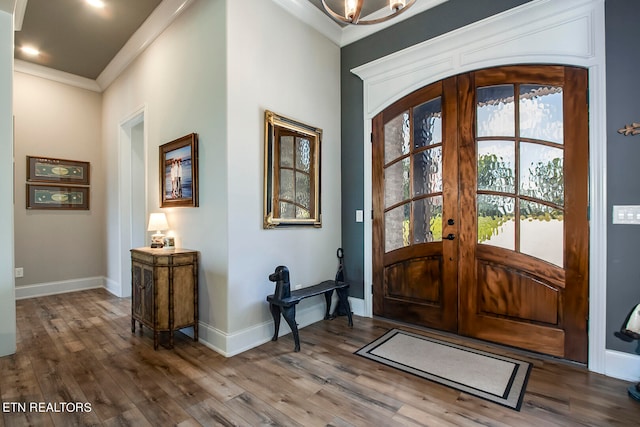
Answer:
[{"left": 372, "top": 65, "right": 589, "bottom": 363}]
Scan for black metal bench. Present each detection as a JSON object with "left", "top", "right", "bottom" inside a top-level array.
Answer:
[{"left": 267, "top": 279, "right": 353, "bottom": 352}]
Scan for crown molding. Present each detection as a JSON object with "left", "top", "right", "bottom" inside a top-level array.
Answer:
[
  {"left": 11, "top": 0, "right": 194, "bottom": 92},
  {"left": 96, "top": 0, "right": 194, "bottom": 91},
  {"left": 13, "top": 0, "right": 26, "bottom": 30},
  {"left": 14, "top": 59, "right": 102, "bottom": 92},
  {"left": 272, "top": 0, "right": 449, "bottom": 47}
]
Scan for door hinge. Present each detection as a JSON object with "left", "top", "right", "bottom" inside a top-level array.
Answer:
[
  {"left": 371, "top": 132, "right": 374, "bottom": 143},
  {"left": 371, "top": 210, "right": 374, "bottom": 220}
]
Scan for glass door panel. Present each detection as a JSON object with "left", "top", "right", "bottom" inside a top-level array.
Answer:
[
  {"left": 476, "top": 82, "right": 565, "bottom": 267},
  {"left": 413, "top": 147, "right": 442, "bottom": 196},
  {"left": 519, "top": 85, "right": 563, "bottom": 144},
  {"left": 384, "top": 112, "right": 410, "bottom": 163},
  {"left": 476, "top": 85, "right": 515, "bottom": 137}
]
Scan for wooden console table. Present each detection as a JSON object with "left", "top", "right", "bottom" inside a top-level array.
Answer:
[{"left": 130, "top": 247, "right": 198, "bottom": 349}]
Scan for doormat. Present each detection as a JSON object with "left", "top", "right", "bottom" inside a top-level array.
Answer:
[{"left": 355, "top": 329, "right": 531, "bottom": 411}]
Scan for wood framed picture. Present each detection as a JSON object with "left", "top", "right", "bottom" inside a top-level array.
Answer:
[
  {"left": 160, "top": 133, "right": 199, "bottom": 208},
  {"left": 27, "top": 156, "right": 90, "bottom": 185},
  {"left": 26, "top": 184, "right": 90, "bottom": 210}
]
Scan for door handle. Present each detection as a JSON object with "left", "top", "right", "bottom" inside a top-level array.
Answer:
[
  {"left": 447, "top": 218, "right": 455, "bottom": 225},
  {"left": 445, "top": 233, "right": 455, "bottom": 240}
]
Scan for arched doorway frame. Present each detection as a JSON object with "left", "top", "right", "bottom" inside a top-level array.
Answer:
[{"left": 352, "top": 0, "right": 607, "bottom": 373}]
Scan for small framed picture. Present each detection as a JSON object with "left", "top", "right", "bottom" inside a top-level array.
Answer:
[
  {"left": 27, "top": 156, "right": 90, "bottom": 185},
  {"left": 26, "top": 184, "right": 90, "bottom": 210},
  {"left": 163, "top": 236, "right": 175, "bottom": 248},
  {"left": 160, "top": 133, "right": 199, "bottom": 208}
]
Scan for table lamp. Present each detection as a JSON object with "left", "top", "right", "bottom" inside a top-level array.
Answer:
[{"left": 148, "top": 213, "right": 169, "bottom": 248}]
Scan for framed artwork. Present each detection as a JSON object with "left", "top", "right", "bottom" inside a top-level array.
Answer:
[
  {"left": 160, "top": 133, "right": 199, "bottom": 208},
  {"left": 26, "top": 184, "right": 90, "bottom": 210},
  {"left": 263, "top": 110, "right": 321, "bottom": 228},
  {"left": 27, "top": 156, "right": 90, "bottom": 185}
]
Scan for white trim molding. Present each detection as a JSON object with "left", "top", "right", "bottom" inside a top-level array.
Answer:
[
  {"left": 352, "top": 0, "right": 610, "bottom": 376},
  {"left": 198, "top": 296, "right": 357, "bottom": 357},
  {"left": 96, "top": 0, "right": 194, "bottom": 90},
  {"left": 12, "top": 0, "right": 195, "bottom": 93},
  {"left": 15, "top": 276, "right": 105, "bottom": 300},
  {"left": 14, "top": 59, "right": 102, "bottom": 92}
]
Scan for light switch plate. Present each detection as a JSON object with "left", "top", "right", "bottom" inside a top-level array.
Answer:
[
  {"left": 356, "top": 209, "right": 364, "bottom": 223},
  {"left": 612, "top": 205, "right": 640, "bottom": 224}
]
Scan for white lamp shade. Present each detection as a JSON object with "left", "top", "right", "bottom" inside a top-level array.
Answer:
[{"left": 147, "top": 213, "right": 169, "bottom": 232}]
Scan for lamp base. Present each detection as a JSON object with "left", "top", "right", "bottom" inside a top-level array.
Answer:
[{"left": 151, "top": 232, "right": 165, "bottom": 248}]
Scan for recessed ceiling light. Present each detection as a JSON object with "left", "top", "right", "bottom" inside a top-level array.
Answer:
[
  {"left": 20, "top": 46, "right": 40, "bottom": 56},
  {"left": 86, "top": 0, "right": 105, "bottom": 8}
]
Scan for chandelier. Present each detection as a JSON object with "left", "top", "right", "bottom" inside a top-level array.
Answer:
[{"left": 321, "top": 0, "right": 416, "bottom": 25}]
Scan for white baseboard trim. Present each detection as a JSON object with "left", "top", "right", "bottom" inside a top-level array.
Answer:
[
  {"left": 103, "top": 277, "right": 122, "bottom": 297},
  {"left": 605, "top": 349, "right": 640, "bottom": 382},
  {"left": 197, "top": 297, "right": 358, "bottom": 357},
  {"left": 15, "top": 276, "right": 105, "bottom": 300},
  {"left": 350, "top": 297, "right": 366, "bottom": 317}
]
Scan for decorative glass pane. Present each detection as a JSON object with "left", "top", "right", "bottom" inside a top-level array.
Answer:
[
  {"left": 520, "top": 200, "right": 564, "bottom": 267},
  {"left": 414, "top": 196, "right": 443, "bottom": 244},
  {"left": 279, "top": 169, "right": 294, "bottom": 200},
  {"left": 385, "top": 158, "right": 410, "bottom": 208},
  {"left": 295, "top": 206, "right": 310, "bottom": 219},
  {"left": 385, "top": 203, "right": 411, "bottom": 253},
  {"left": 296, "top": 137, "right": 311, "bottom": 172},
  {"left": 384, "top": 112, "right": 410, "bottom": 163},
  {"left": 280, "top": 136, "right": 294, "bottom": 167},
  {"left": 477, "top": 141, "right": 515, "bottom": 193},
  {"left": 413, "top": 147, "right": 442, "bottom": 196},
  {"left": 477, "top": 85, "right": 515, "bottom": 137},
  {"left": 295, "top": 172, "right": 310, "bottom": 209},
  {"left": 413, "top": 97, "right": 442, "bottom": 148},
  {"left": 519, "top": 85, "right": 563, "bottom": 144},
  {"left": 280, "top": 202, "right": 295, "bottom": 219},
  {"left": 477, "top": 194, "right": 515, "bottom": 250},
  {"left": 519, "top": 142, "right": 564, "bottom": 205}
]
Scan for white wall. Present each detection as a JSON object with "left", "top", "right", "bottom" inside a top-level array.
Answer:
[
  {"left": 13, "top": 72, "right": 105, "bottom": 291},
  {"left": 102, "top": 0, "right": 230, "bottom": 335},
  {"left": 0, "top": 9, "right": 16, "bottom": 356},
  {"left": 225, "top": 0, "right": 341, "bottom": 351},
  {"left": 103, "top": 0, "right": 340, "bottom": 356}
]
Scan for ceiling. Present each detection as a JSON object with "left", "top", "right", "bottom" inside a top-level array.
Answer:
[{"left": 12, "top": 0, "right": 413, "bottom": 82}]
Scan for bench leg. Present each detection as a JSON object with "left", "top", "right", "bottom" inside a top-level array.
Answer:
[
  {"left": 336, "top": 287, "right": 353, "bottom": 327},
  {"left": 281, "top": 305, "right": 300, "bottom": 352},
  {"left": 269, "top": 303, "right": 282, "bottom": 341},
  {"left": 323, "top": 290, "right": 334, "bottom": 320}
]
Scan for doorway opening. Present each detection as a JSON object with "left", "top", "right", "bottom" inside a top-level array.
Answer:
[{"left": 118, "top": 108, "right": 147, "bottom": 297}]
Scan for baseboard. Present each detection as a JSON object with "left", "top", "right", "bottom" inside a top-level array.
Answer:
[
  {"left": 103, "top": 277, "right": 122, "bottom": 297},
  {"left": 350, "top": 297, "right": 366, "bottom": 317},
  {"left": 15, "top": 276, "right": 105, "bottom": 300},
  {"left": 197, "top": 297, "right": 356, "bottom": 357},
  {"left": 605, "top": 349, "right": 640, "bottom": 382}
]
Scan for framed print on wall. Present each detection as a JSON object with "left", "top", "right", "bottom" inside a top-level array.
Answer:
[
  {"left": 160, "top": 133, "right": 199, "bottom": 208},
  {"left": 27, "top": 156, "right": 90, "bottom": 185},
  {"left": 26, "top": 184, "right": 90, "bottom": 210}
]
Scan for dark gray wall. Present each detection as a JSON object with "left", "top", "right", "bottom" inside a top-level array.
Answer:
[
  {"left": 605, "top": 0, "right": 640, "bottom": 354},
  {"left": 340, "top": 0, "right": 532, "bottom": 299}
]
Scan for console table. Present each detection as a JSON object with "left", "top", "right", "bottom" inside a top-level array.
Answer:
[{"left": 130, "top": 247, "right": 198, "bottom": 349}]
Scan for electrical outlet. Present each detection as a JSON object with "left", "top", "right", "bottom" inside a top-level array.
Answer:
[{"left": 15, "top": 267, "right": 24, "bottom": 278}]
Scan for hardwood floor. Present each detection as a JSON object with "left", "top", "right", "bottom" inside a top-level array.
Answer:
[{"left": 1, "top": 289, "right": 639, "bottom": 426}]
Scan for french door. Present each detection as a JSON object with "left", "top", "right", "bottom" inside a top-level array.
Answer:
[{"left": 372, "top": 65, "right": 589, "bottom": 363}]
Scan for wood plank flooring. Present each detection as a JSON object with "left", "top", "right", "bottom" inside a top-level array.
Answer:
[{"left": 1, "top": 288, "right": 639, "bottom": 426}]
